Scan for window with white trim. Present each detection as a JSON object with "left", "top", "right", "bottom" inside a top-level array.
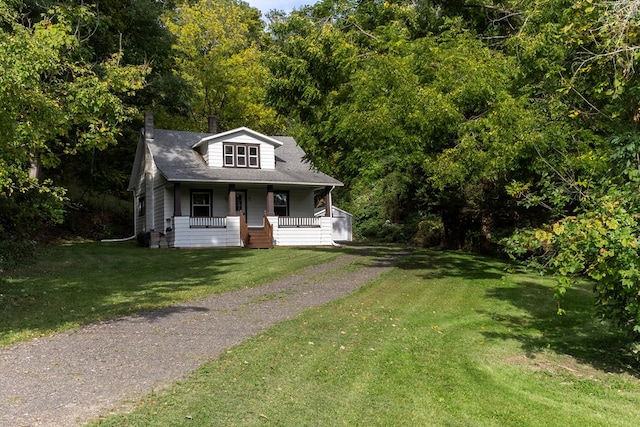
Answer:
[
  {"left": 248, "top": 146, "right": 259, "bottom": 167},
  {"left": 274, "top": 191, "right": 289, "bottom": 216},
  {"left": 191, "top": 191, "right": 212, "bottom": 217},
  {"left": 237, "top": 145, "right": 246, "bottom": 166},
  {"left": 223, "top": 143, "right": 260, "bottom": 168},
  {"left": 137, "top": 196, "right": 145, "bottom": 217},
  {"left": 224, "top": 145, "right": 234, "bottom": 166}
]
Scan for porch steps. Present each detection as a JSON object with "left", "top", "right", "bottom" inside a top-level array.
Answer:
[{"left": 246, "top": 228, "right": 273, "bottom": 249}]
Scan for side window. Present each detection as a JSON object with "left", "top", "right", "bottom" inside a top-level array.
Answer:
[
  {"left": 191, "top": 191, "right": 212, "bottom": 217},
  {"left": 274, "top": 191, "right": 288, "bottom": 216},
  {"left": 138, "top": 196, "right": 145, "bottom": 217}
]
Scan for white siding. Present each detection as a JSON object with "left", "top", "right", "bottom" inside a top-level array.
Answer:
[
  {"left": 135, "top": 209, "right": 145, "bottom": 235},
  {"left": 171, "top": 216, "right": 241, "bottom": 248},
  {"left": 171, "top": 215, "right": 334, "bottom": 247},
  {"left": 259, "top": 144, "right": 275, "bottom": 170},
  {"left": 211, "top": 189, "right": 228, "bottom": 217},
  {"left": 226, "top": 216, "right": 241, "bottom": 246},
  {"left": 153, "top": 182, "right": 166, "bottom": 232},
  {"left": 270, "top": 217, "right": 334, "bottom": 246},
  {"left": 207, "top": 142, "right": 223, "bottom": 167},
  {"left": 288, "top": 188, "right": 315, "bottom": 217}
]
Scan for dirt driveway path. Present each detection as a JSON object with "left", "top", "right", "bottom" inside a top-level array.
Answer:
[{"left": 0, "top": 246, "right": 406, "bottom": 427}]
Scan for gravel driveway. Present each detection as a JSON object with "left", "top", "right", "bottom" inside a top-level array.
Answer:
[{"left": 0, "top": 246, "right": 406, "bottom": 427}]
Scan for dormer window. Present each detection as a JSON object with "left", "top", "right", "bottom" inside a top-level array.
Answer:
[{"left": 224, "top": 143, "right": 260, "bottom": 168}]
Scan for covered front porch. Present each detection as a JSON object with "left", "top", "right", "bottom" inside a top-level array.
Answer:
[
  {"left": 156, "top": 182, "right": 337, "bottom": 248},
  {"left": 165, "top": 213, "right": 335, "bottom": 248}
]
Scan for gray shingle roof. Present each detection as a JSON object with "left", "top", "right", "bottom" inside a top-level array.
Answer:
[{"left": 147, "top": 129, "right": 343, "bottom": 187}]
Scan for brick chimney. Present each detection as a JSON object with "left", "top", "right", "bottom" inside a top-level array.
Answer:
[
  {"left": 144, "top": 111, "right": 154, "bottom": 140},
  {"left": 208, "top": 115, "right": 218, "bottom": 134}
]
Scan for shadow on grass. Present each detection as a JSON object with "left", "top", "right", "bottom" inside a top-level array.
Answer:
[
  {"left": 482, "top": 279, "right": 639, "bottom": 376},
  {"left": 384, "top": 248, "right": 640, "bottom": 375},
  {"left": 394, "top": 248, "right": 507, "bottom": 280},
  {"left": 339, "top": 242, "right": 414, "bottom": 268},
  {"left": 0, "top": 241, "right": 301, "bottom": 345},
  {"left": 2, "top": 239, "right": 388, "bottom": 346}
]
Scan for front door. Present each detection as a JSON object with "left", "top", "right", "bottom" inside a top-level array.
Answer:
[{"left": 235, "top": 191, "right": 247, "bottom": 219}]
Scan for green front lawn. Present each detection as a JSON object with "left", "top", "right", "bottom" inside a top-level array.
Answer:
[
  {"left": 0, "top": 241, "right": 341, "bottom": 346},
  {"left": 90, "top": 250, "right": 640, "bottom": 427}
]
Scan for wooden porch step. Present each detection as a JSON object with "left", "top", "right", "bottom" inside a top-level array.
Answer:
[{"left": 246, "top": 228, "right": 273, "bottom": 249}]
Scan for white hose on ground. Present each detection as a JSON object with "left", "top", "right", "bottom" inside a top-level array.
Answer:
[{"left": 100, "top": 235, "right": 136, "bottom": 243}]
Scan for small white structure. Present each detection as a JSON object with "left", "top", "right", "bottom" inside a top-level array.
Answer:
[
  {"left": 128, "top": 112, "right": 344, "bottom": 248},
  {"left": 315, "top": 206, "right": 353, "bottom": 242}
]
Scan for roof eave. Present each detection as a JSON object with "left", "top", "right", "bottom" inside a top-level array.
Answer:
[
  {"left": 165, "top": 178, "right": 343, "bottom": 187},
  {"left": 191, "top": 127, "right": 285, "bottom": 149}
]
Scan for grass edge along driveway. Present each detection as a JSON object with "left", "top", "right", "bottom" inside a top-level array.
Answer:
[
  {"left": 0, "top": 241, "right": 344, "bottom": 346},
  {"left": 90, "top": 249, "right": 640, "bottom": 427}
]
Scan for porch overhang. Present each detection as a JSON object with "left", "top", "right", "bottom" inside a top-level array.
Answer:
[{"left": 165, "top": 177, "right": 343, "bottom": 189}]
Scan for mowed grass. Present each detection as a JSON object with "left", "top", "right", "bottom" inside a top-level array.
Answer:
[
  {"left": 0, "top": 241, "right": 341, "bottom": 346},
  {"left": 90, "top": 250, "right": 640, "bottom": 427}
]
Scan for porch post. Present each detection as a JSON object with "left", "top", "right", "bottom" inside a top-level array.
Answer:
[
  {"left": 266, "top": 185, "right": 275, "bottom": 216},
  {"left": 173, "top": 183, "right": 182, "bottom": 216},
  {"left": 325, "top": 186, "right": 333, "bottom": 217},
  {"left": 228, "top": 184, "right": 236, "bottom": 215}
]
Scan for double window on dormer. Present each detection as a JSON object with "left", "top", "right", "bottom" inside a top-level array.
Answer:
[{"left": 224, "top": 143, "right": 260, "bottom": 168}]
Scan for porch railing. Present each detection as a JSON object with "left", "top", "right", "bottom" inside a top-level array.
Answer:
[
  {"left": 190, "top": 216, "right": 226, "bottom": 228},
  {"left": 278, "top": 216, "right": 322, "bottom": 228}
]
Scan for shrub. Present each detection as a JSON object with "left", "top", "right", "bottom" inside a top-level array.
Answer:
[{"left": 504, "top": 187, "right": 640, "bottom": 355}]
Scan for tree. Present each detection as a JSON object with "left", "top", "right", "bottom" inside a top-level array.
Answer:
[
  {"left": 0, "top": 2, "right": 147, "bottom": 266},
  {"left": 164, "top": 0, "right": 283, "bottom": 133},
  {"left": 50, "top": 0, "right": 181, "bottom": 197},
  {"left": 502, "top": 0, "right": 640, "bottom": 352},
  {"left": 265, "top": 1, "right": 546, "bottom": 246}
]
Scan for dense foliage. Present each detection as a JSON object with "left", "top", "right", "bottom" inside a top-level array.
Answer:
[
  {"left": 0, "top": 1, "right": 148, "bottom": 265},
  {"left": 163, "top": 0, "right": 284, "bottom": 133},
  {"left": 265, "top": 1, "right": 543, "bottom": 248}
]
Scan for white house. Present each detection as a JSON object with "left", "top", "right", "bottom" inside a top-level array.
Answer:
[{"left": 128, "top": 112, "right": 344, "bottom": 248}]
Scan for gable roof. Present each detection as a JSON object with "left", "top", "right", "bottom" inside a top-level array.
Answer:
[
  {"left": 138, "top": 128, "right": 343, "bottom": 188},
  {"left": 192, "top": 127, "right": 284, "bottom": 149}
]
